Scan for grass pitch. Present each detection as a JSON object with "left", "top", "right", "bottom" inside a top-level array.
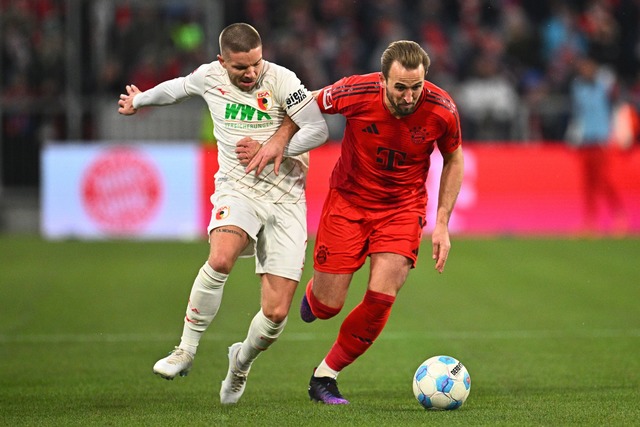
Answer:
[{"left": 1, "top": 236, "right": 639, "bottom": 426}]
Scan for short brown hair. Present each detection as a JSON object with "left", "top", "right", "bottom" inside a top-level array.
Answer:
[
  {"left": 380, "top": 40, "right": 430, "bottom": 79},
  {"left": 219, "top": 23, "right": 262, "bottom": 56}
]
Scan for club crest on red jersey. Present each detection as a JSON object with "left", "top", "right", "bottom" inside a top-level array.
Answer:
[
  {"left": 257, "top": 91, "right": 272, "bottom": 111},
  {"left": 315, "top": 245, "right": 330, "bottom": 265},
  {"left": 410, "top": 126, "right": 430, "bottom": 144}
]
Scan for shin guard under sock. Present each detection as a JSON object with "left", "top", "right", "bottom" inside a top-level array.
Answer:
[
  {"left": 237, "top": 310, "right": 287, "bottom": 371},
  {"left": 179, "top": 263, "right": 227, "bottom": 353},
  {"left": 325, "top": 289, "right": 395, "bottom": 372}
]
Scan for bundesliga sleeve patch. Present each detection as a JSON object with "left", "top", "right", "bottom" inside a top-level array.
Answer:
[{"left": 321, "top": 89, "right": 333, "bottom": 109}]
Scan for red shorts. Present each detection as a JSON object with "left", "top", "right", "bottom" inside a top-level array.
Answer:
[{"left": 313, "top": 188, "right": 426, "bottom": 273}]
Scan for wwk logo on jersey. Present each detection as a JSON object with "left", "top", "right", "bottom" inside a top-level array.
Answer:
[
  {"left": 225, "top": 103, "right": 272, "bottom": 121},
  {"left": 257, "top": 91, "right": 272, "bottom": 111}
]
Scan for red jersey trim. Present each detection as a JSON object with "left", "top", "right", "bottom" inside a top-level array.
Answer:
[{"left": 330, "top": 83, "right": 380, "bottom": 101}]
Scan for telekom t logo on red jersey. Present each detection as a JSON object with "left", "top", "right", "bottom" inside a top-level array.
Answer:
[{"left": 376, "top": 147, "right": 407, "bottom": 171}]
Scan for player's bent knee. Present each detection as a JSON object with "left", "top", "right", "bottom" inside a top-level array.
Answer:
[
  {"left": 261, "top": 306, "right": 288, "bottom": 324},
  {"left": 206, "top": 256, "right": 234, "bottom": 275}
]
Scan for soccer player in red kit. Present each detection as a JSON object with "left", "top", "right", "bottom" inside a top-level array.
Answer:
[{"left": 240, "top": 40, "right": 464, "bottom": 404}]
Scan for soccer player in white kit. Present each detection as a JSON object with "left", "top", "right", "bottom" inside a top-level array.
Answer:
[{"left": 117, "top": 23, "right": 328, "bottom": 404}]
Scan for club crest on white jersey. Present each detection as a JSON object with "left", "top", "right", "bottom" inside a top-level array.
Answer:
[{"left": 257, "top": 91, "right": 272, "bottom": 111}]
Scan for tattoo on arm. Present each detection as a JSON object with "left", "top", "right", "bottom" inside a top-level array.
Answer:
[{"left": 213, "top": 228, "right": 245, "bottom": 238}]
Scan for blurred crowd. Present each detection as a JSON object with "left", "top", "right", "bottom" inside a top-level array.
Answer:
[{"left": 2, "top": 0, "right": 640, "bottom": 185}]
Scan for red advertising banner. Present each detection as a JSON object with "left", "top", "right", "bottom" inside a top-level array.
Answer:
[
  {"left": 202, "top": 143, "right": 640, "bottom": 237},
  {"left": 454, "top": 144, "right": 639, "bottom": 235}
]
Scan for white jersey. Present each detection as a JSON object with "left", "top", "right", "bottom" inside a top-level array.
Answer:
[
  {"left": 134, "top": 60, "right": 315, "bottom": 203},
  {"left": 187, "top": 60, "right": 312, "bottom": 204}
]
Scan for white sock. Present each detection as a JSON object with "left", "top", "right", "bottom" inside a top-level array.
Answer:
[
  {"left": 314, "top": 359, "right": 340, "bottom": 379},
  {"left": 179, "top": 262, "right": 227, "bottom": 354},
  {"left": 236, "top": 309, "right": 287, "bottom": 372}
]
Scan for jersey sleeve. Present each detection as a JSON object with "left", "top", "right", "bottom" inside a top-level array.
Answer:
[
  {"left": 182, "top": 63, "right": 209, "bottom": 96},
  {"left": 273, "top": 67, "right": 315, "bottom": 119},
  {"left": 132, "top": 63, "right": 208, "bottom": 109},
  {"left": 132, "top": 77, "right": 190, "bottom": 109},
  {"left": 315, "top": 75, "right": 350, "bottom": 115},
  {"left": 436, "top": 101, "right": 462, "bottom": 153}
]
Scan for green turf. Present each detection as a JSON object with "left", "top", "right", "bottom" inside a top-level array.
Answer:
[{"left": 1, "top": 236, "right": 639, "bottom": 426}]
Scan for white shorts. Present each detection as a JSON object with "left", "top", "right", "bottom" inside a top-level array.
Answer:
[{"left": 207, "top": 192, "right": 307, "bottom": 282}]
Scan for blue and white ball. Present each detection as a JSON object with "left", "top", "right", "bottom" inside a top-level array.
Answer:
[{"left": 412, "top": 355, "right": 471, "bottom": 410}]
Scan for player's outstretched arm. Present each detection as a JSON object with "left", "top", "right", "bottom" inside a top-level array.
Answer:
[
  {"left": 118, "top": 84, "right": 142, "bottom": 115},
  {"left": 119, "top": 77, "right": 191, "bottom": 116},
  {"left": 432, "top": 146, "right": 464, "bottom": 273}
]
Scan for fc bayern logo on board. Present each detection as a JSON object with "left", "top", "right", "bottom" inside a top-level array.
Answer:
[{"left": 81, "top": 147, "right": 162, "bottom": 232}]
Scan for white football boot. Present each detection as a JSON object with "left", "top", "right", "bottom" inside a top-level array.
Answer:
[
  {"left": 153, "top": 347, "right": 194, "bottom": 380},
  {"left": 219, "top": 342, "right": 250, "bottom": 404}
]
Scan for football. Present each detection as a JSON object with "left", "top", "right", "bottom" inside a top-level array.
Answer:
[{"left": 412, "top": 355, "right": 471, "bottom": 410}]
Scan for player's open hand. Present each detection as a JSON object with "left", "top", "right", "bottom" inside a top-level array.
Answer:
[
  {"left": 236, "top": 137, "right": 263, "bottom": 167},
  {"left": 241, "top": 138, "right": 285, "bottom": 176},
  {"left": 118, "top": 84, "right": 141, "bottom": 115},
  {"left": 431, "top": 224, "right": 451, "bottom": 274}
]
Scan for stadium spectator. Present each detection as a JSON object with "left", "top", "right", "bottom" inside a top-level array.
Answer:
[
  {"left": 566, "top": 54, "right": 627, "bottom": 234},
  {"left": 455, "top": 51, "right": 520, "bottom": 141},
  {"left": 5, "top": 0, "right": 640, "bottom": 146},
  {"left": 1, "top": 0, "right": 66, "bottom": 185},
  {"left": 4, "top": 0, "right": 640, "bottom": 205},
  {"left": 117, "top": 23, "right": 328, "bottom": 404},
  {"left": 242, "top": 40, "right": 464, "bottom": 404},
  {"left": 541, "top": 2, "right": 587, "bottom": 64}
]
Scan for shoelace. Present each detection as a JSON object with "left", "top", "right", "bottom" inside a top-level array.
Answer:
[
  {"left": 229, "top": 370, "right": 247, "bottom": 392},
  {"left": 167, "top": 348, "right": 191, "bottom": 365},
  {"left": 228, "top": 348, "right": 248, "bottom": 392}
]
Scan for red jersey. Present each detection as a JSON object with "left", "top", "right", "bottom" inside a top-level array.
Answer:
[{"left": 316, "top": 72, "right": 461, "bottom": 209}]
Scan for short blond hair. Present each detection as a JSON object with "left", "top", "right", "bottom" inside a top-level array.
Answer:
[{"left": 219, "top": 23, "right": 262, "bottom": 56}]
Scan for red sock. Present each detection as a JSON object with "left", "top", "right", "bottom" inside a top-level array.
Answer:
[
  {"left": 325, "top": 289, "right": 395, "bottom": 372},
  {"left": 306, "top": 279, "right": 342, "bottom": 320}
]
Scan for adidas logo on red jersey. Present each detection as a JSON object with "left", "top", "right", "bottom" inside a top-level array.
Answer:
[{"left": 362, "top": 123, "right": 379, "bottom": 134}]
